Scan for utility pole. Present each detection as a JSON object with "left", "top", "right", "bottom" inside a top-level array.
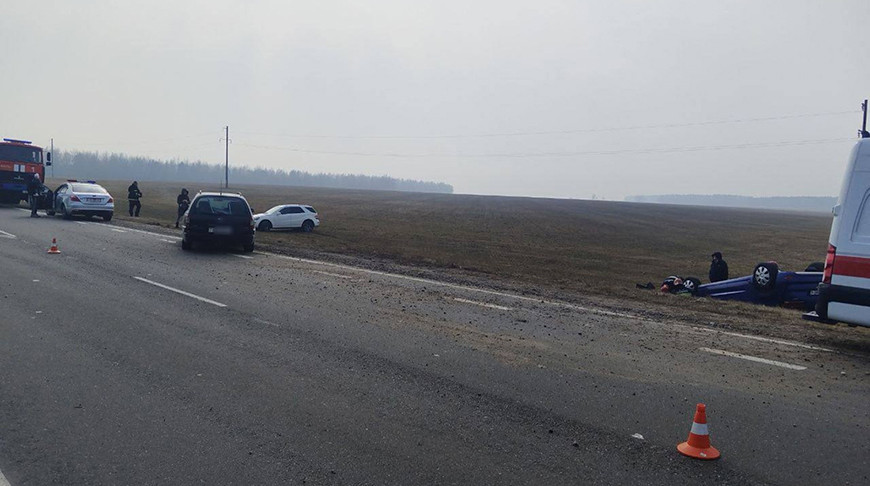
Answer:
[
  {"left": 224, "top": 125, "right": 230, "bottom": 188},
  {"left": 861, "top": 100, "right": 869, "bottom": 138}
]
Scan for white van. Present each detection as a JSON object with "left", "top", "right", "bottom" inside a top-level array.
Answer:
[{"left": 813, "top": 138, "right": 870, "bottom": 326}]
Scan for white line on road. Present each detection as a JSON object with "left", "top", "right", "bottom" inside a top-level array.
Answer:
[
  {"left": 453, "top": 297, "right": 513, "bottom": 311},
  {"left": 0, "top": 229, "right": 16, "bottom": 239},
  {"left": 0, "top": 465, "right": 10, "bottom": 486},
  {"left": 312, "top": 270, "right": 353, "bottom": 279},
  {"left": 699, "top": 347, "right": 807, "bottom": 370},
  {"left": 75, "top": 221, "right": 90, "bottom": 225},
  {"left": 232, "top": 254, "right": 253, "bottom": 260},
  {"left": 693, "top": 327, "right": 833, "bottom": 352},
  {"left": 111, "top": 228, "right": 127, "bottom": 233},
  {"left": 133, "top": 277, "right": 227, "bottom": 307}
]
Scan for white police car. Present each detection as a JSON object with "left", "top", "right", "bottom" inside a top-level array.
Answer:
[{"left": 48, "top": 180, "right": 114, "bottom": 221}]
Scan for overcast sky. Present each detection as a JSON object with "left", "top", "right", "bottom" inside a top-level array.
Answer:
[{"left": 2, "top": 1, "right": 868, "bottom": 199}]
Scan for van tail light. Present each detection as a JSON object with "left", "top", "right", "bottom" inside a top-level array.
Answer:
[
  {"left": 823, "top": 244, "right": 836, "bottom": 284},
  {"left": 70, "top": 194, "right": 81, "bottom": 202}
]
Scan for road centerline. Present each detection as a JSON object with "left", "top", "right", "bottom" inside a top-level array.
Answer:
[
  {"left": 133, "top": 277, "right": 227, "bottom": 308},
  {"left": 699, "top": 347, "right": 807, "bottom": 370}
]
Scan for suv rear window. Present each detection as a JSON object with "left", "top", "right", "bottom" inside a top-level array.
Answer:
[
  {"left": 305, "top": 206, "right": 316, "bottom": 213},
  {"left": 191, "top": 196, "right": 250, "bottom": 216}
]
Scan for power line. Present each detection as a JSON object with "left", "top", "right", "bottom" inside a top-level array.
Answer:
[
  {"left": 235, "top": 137, "right": 854, "bottom": 159},
  {"left": 234, "top": 109, "right": 856, "bottom": 140},
  {"left": 67, "top": 131, "right": 218, "bottom": 147}
]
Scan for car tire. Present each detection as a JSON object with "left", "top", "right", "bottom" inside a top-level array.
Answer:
[
  {"left": 804, "top": 262, "right": 824, "bottom": 272},
  {"left": 61, "top": 203, "right": 71, "bottom": 220},
  {"left": 243, "top": 242, "right": 254, "bottom": 253},
  {"left": 301, "top": 220, "right": 314, "bottom": 233},
  {"left": 103, "top": 212, "right": 113, "bottom": 222},
  {"left": 683, "top": 277, "right": 702, "bottom": 295},
  {"left": 258, "top": 220, "right": 272, "bottom": 232},
  {"left": 181, "top": 239, "right": 191, "bottom": 251},
  {"left": 751, "top": 262, "right": 779, "bottom": 291}
]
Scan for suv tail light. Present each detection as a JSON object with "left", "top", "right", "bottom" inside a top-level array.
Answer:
[
  {"left": 823, "top": 244, "right": 836, "bottom": 284},
  {"left": 70, "top": 194, "right": 81, "bottom": 202}
]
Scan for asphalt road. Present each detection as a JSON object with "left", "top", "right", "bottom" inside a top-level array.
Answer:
[{"left": 0, "top": 206, "right": 868, "bottom": 485}]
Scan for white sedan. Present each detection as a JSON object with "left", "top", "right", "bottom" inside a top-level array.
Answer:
[
  {"left": 49, "top": 180, "right": 114, "bottom": 221},
  {"left": 253, "top": 204, "right": 320, "bottom": 232}
]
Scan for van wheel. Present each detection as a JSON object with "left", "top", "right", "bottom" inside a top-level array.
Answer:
[
  {"left": 258, "top": 220, "right": 272, "bottom": 232},
  {"left": 683, "top": 277, "right": 702, "bottom": 295},
  {"left": 301, "top": 220, "right": 314, "bottom": 232},
  {"left": 181, "top": 239, "right": 191, "bottom": 251},
  {"left": 752, "top": 262, "right": 779, "bottom": 291}
]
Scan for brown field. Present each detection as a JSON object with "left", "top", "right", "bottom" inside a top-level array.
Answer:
[{"left": 44, "top": 178, "right": 869, "bottom": 349}]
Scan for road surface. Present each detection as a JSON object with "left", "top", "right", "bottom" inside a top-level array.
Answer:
[{"left": 0, "top": 207, "right": 868, "bottom": 485}]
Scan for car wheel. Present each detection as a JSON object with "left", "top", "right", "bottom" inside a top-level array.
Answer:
[
  {"left": 683, "top": 277, "right": 702, "bottom": 295},
  {"left": 61, "top": 203, "right": 70, "bottom": 219},
  {"left": 243, "top": 242, "right": 254, "bottom": 253},
  {"left": 103, "top": 212, "right": 113, "bottom": 222},
  {"left": 804, "top": 261, "right": 824, "bottom": 272},
  {"left": 752, "top": 262, "right": 779, "bottom": 291},
  {"left": 181, "top": 239, "right": 191, "bottom": 251},
  {"left": 301, "top": 220, "right": 314, "bottom": 233},
  {"left": 258, "top": 220, "right": 272, "bottom": 232}
]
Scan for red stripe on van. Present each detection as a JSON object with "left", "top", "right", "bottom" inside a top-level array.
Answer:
[{"left": 833, "top": 255, "right": 870, "bottom": 278}]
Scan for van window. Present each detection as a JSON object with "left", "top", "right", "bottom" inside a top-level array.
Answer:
[{"left": 854, "top": 191, "right": 870, "bottom": 240}]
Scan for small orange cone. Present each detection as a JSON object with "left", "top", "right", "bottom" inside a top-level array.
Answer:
[
  {"left": 677, "top": 403, "right": 720, "bottom": 460},
  {"left": 47, "top": 238, "right": 61, "bottom": 254}
]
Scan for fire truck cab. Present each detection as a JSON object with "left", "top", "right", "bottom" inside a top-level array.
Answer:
[{"left": 0, "top": 138, "right": 51, "bottom": 204}]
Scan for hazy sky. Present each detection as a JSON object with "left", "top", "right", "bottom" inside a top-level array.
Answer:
[{"left": 3, "top": 1, "right": 868, "bottom": 199}]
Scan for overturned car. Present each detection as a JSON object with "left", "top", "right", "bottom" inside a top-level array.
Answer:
[{"left": 659, "top": 262, "right": 823, "bottom": 311}]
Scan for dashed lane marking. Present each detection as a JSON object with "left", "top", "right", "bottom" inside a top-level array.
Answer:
[
  {"left": 693, "top": 327, "right": 833, "bottom": 352},
  {"left": 111, "top": 228, "right": 127, "bottom": 233},
  {"left": 0, "top": 229, "right": 16, "bottom": 239},
  {"left": 0, "top": 465, "right": 10, "bottom": 486},
  {"left": 133, "top": 277, "right": 227, "bottom": 308},
  {"left": 232, "top": 254, "right": 254, "bottom": 260},
  {"left": 312, "top": 270, "right": 353, "bottom": 279},
  {"left": 699, "top": 347, "right": 808, "bottom": 370},
  {"left": 453, "top": 297, "right": 513, "bottom": 311}
]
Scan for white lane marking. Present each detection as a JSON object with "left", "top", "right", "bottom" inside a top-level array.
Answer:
[
  {"left": 0, "top": 464, "right": 10, "bottom": 486},
  {"left": 453, "top": 297, "right": 513, "bottom": 311},
  {"left": 312, "top": 270, "right": 353, "bottom": 279},
  {"left": 693, "top": 327, "right": 833, "bottom": 353},
  {"left": 0, "top": 229, "right": 16, "bottom": 239},
  {"left": 258, "top": 253, "right": 638, "bottom": 319},
  {"left": 699, "top": 347, "right": 807, "bottom": 370},
  {"left": 161, "top": 239, "right": 176, "bottom": 243},
  {"left": 17, "top": 208, "right": 30, "bottom": 213},
  {"left": 232, "top": 254, "right": 253, "bottom": 260},
  {"left": 133, "top": 277, "right": 227, "bottom": 308},
  {"left": 111, "top": 228, "right": 127, "bottom": 233},
  {"left": 86, "top": 223, "right": 181, "bottom": 241},
  {"left": 253, "top": 317, "right": 279, "bottom": 327},
  {"left": 76, "top": 221, "right": 90, "bottom": 225}
]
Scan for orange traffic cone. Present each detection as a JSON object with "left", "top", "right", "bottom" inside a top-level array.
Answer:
[
  {"left": 47, "top": 238, "right": 61, "bottom": 254},
  {"left": 677, "top": 403, "right": 720, "bottom": 460}
]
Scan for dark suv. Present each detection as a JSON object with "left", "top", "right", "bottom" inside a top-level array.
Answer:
[{"left": 181, "top": 192, "right": 255, "bottom": 252}]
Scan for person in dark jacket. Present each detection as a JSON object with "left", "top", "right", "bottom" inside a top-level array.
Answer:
[
  {"left": 127, "top": 181, "right": 142, "bottom": 217},
  {"left": 709, "top": 251, "right": 729, "bottom": 282},
  {"left": 27, "top": 173, "right": 43, "bottom": 218},
  {"left": 175, "top": 188, "right": 190, "bottom": 228}
]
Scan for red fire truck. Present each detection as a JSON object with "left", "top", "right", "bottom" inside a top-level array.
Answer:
[{"left": 0, "top": 138, "right": 51, "bottom": 204}]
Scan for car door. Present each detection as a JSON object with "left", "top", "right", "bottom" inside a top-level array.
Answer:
[
  {"left": 285, "top": 206, "right": 305, "bottom": 227},
  {"left": 275, "top": 206, "right": 295, "bottom": 228},
  {"left": 54, "top": 184, "right": 67, "bottom": 211}
]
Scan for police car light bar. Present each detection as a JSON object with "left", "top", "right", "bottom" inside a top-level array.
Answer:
[{"left": 3, "top": 138, "right": 32, "bottom": 144}]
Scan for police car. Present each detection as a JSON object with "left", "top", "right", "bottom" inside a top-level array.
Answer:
[{"left": 48, "top": 180, "right": 115, "bottom": 221}]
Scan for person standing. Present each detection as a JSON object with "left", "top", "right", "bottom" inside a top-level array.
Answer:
[
  {"left": 709, "top": 251, "right": 729, "bottom": 282},
  {"left": 175, "top": 188, "right": 190, "bottom": 228},
  {"left": 28, "top": 173, "right": 43, "bottom": 218},
  {"left": 127, "top": 181, "right": 142, "bottom": 217}
]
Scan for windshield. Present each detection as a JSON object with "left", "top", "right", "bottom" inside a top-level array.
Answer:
[
  {"left": 70, "top": 183, "right": 108, "bottom": 194},
  {"left": 266, "top": 205, "right": 284, "bottom": 214},
  {"left": 0, "top": 145, "right": 42, "bottom": 164},
  {"left": 191, "top": 196, "right": 250, "bottom": 216}
]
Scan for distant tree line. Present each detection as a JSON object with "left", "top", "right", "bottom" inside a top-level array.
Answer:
[
  {"left": 50, "top": 150, "right": 453, "bottom": 194},
  {"left": 625, "top": 194, "right": 836, "bottom": 213}
]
